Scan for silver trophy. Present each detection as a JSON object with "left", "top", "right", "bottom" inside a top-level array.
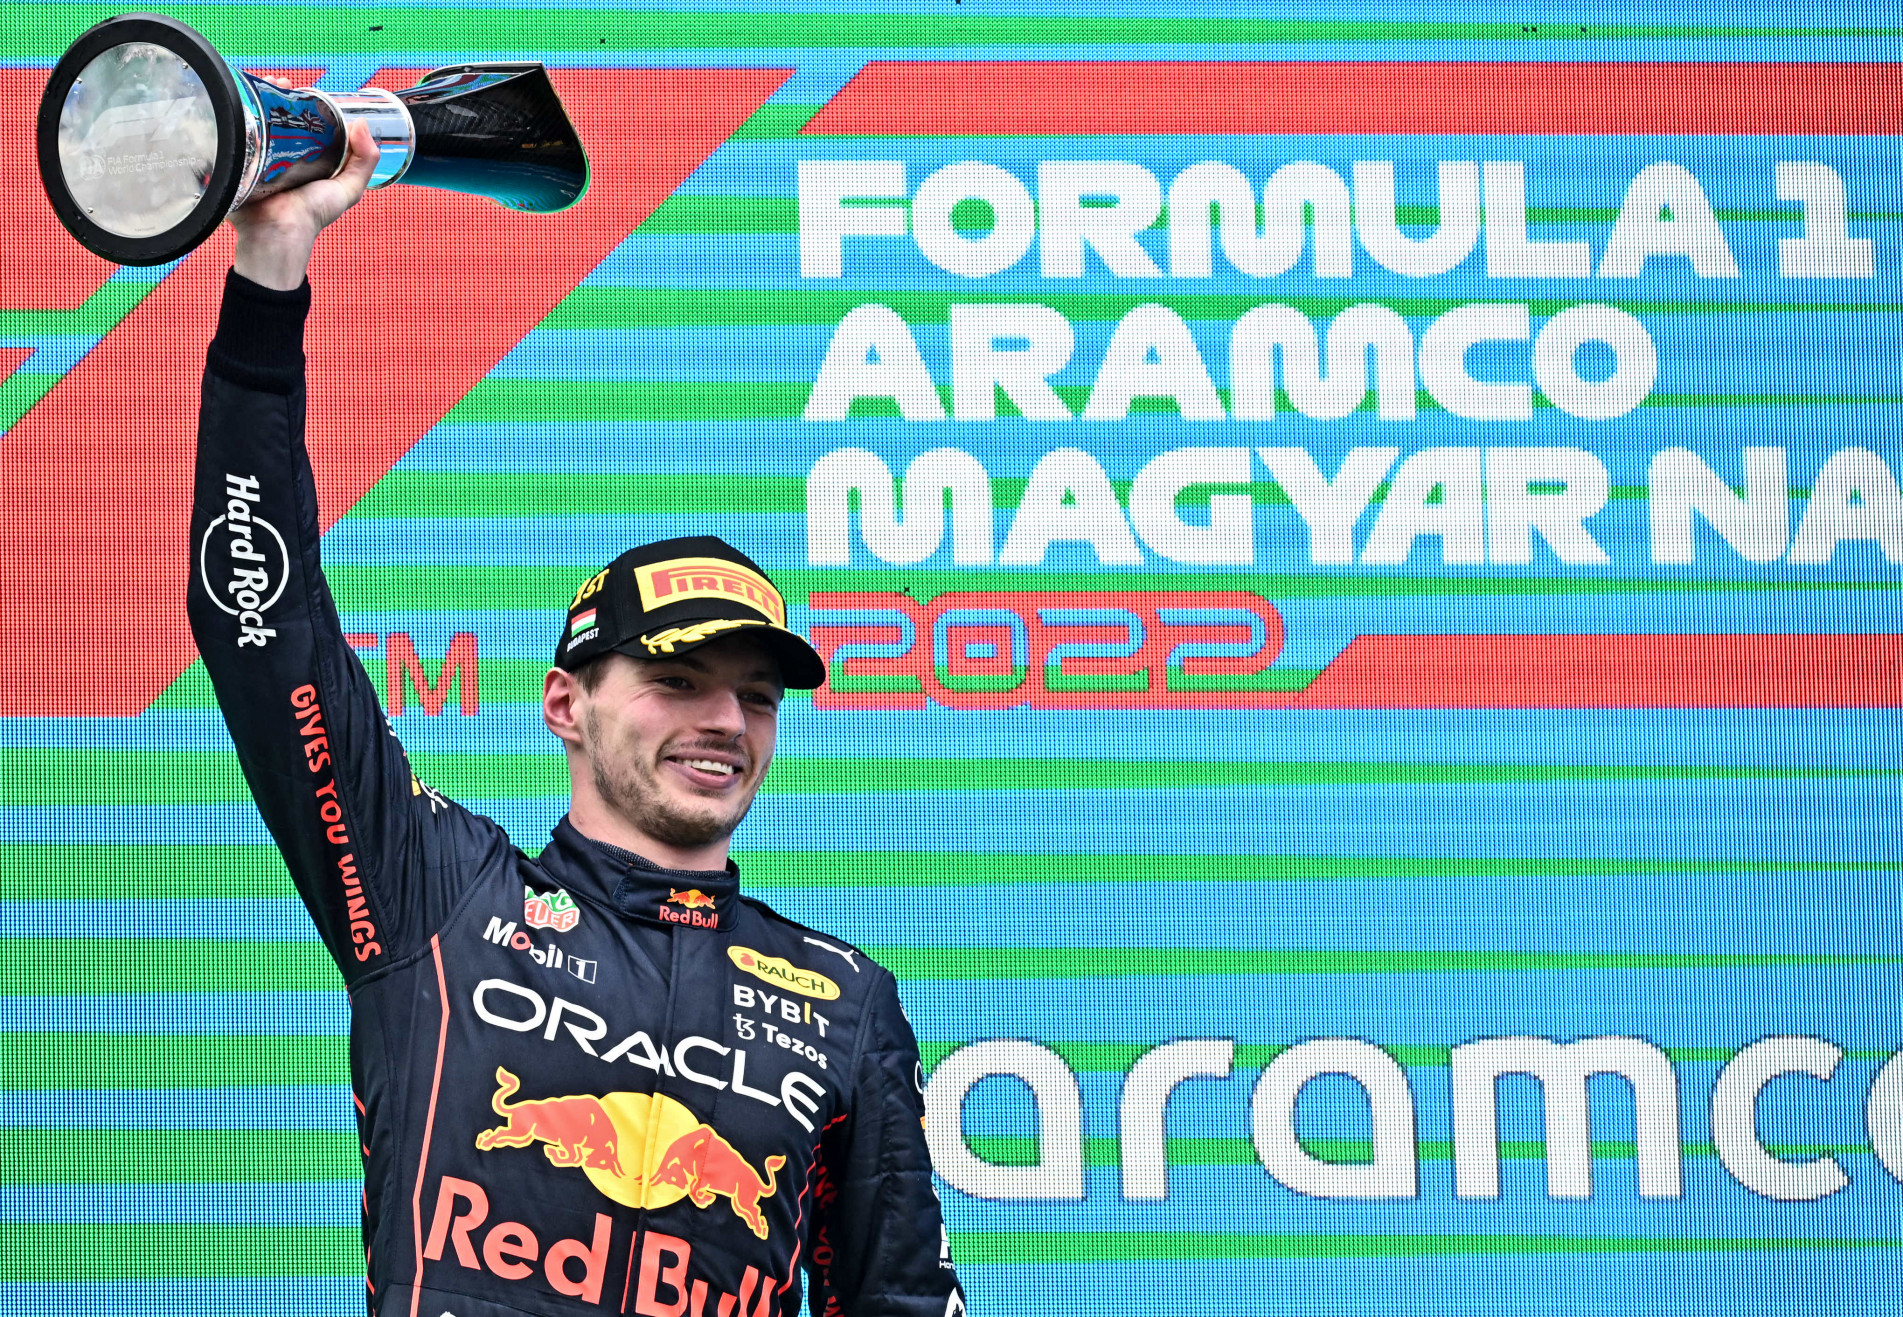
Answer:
[{"left": 37, "top": 13, "right": 589, "bottom": 265}]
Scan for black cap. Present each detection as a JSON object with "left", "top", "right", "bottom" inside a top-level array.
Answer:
[{"left": 553, "top": 536, "right": 826, "bottom": 689}]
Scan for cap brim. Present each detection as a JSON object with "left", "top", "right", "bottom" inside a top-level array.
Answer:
[{"left": 611, "top": 621, "right": 827, "bottom": 690}]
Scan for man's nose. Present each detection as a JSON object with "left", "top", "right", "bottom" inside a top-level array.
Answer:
[{"left": 694, "top": 685, "right": 748, "bottom": 736}]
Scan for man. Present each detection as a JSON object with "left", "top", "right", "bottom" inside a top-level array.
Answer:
[{"left": 187, "top": 116, "right": 966, "bottom": 1317}]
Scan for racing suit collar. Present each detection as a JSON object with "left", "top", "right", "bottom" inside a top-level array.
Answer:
[{"left": 543, "top": 815, "right": 741, "bottom": 931}]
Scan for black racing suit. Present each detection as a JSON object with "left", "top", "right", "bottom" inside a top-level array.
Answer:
[{"left": 186, "top": 271, "right": 966, "bottom": 1317}]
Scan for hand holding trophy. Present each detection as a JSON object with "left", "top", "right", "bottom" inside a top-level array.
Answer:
[{"left": 36, "top": 12, "right": 588, "bottom": 265}]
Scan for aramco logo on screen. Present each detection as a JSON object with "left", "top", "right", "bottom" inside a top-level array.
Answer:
[{"left": 925, "top": 1037, "right": 1903, "bottom": 1205}]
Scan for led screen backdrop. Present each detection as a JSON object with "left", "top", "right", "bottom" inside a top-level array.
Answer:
[{"left": 3, "top": 4, "right": 1901, "bottom": 1314}]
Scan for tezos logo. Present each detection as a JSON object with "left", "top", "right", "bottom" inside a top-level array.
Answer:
[{"left": 198, "top": 473, "right": 287, "bottom": 648}]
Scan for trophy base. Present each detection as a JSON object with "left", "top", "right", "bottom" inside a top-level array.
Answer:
[{"left": 36, "top": 13, "right": 249, "bottom": 266}]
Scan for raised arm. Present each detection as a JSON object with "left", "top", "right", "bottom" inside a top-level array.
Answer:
[{"left": 187, "top": 118, "right": 504, "bottom": 981}]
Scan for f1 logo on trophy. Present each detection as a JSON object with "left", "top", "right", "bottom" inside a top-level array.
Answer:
[{"left": 36, "top": 12, "right": 588, "bottom": 264}]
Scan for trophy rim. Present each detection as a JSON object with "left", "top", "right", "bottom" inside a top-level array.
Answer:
[{"left": 36, "top": 12, "right": 248, "bottom": 266}]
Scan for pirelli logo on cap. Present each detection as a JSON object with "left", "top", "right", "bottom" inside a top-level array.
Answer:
[{"left": 635, "top": 557, "right": 787, "bottom": 627}]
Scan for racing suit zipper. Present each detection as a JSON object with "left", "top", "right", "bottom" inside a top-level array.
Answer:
[{"left": 619, "top": 920, "right": 683, "bottom": 1313}]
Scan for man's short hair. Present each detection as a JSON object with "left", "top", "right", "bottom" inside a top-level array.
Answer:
[{"left": 572, "top": 654, "right": 613, "bottom": 694}]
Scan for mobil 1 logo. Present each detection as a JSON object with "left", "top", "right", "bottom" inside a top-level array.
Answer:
[{"left": 198, "top": 473, "right": 288, "bottom": 648}]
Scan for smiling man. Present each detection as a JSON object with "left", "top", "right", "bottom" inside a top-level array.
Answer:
[
  {"left": 545, "top": 540, "right": 820, "bottom": 876},
  {"left": 186, "top": 121, "right": 965, "bottom": 1317}
]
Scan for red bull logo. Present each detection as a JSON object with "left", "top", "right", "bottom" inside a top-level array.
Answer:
[
  {"left": 660, "top": 887, "right": 721, "bottom": 928},
  {"left": 423, "top": 1174, "right": 612, "bottom": 1305},
  {"left": 634, "top": 1230, "right": 780, "bottom": 1317},
  {"left": 421, "top": 1172, "right": 793, "bottom": 1314},
  {"left": 650, "top": 1123, "right": 786, "bottom": 1240},
  {"left": 475, "top": 1074, "right": 785, "bottom": 1240},
  {"left": 475, "top": 1068, "right": 624, "bottom": 1175}
]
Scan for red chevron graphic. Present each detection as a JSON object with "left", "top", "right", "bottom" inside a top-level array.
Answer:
[
  {"left": 1298, "top": 633, "right": 1903, "bottom": 708},
  {"left": 803, "top": 61, "right": 1903, "bottom": 136},
  {"left": 0, "top": 66, "right": 791, "bottom": 716}
]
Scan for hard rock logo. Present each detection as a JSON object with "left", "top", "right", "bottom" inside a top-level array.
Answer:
[{"left": 475, "top": 1068, "right": 786, "bottom": 1239}]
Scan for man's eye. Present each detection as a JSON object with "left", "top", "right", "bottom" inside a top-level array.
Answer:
[{"left": 656, "top": 675, "right": 691, "bottom": 690}]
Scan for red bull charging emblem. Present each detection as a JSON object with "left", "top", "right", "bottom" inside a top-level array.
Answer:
[
  {"left": 661, "top": 887, "right": 721, "bottom": 928},
  {"left": 476, "top": 1068, "right": 786, "bottom": 1239}
]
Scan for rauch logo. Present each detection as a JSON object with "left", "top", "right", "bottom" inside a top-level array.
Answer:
[{"left": 728, "top": 946, "right": 839, "bottom": 1000}]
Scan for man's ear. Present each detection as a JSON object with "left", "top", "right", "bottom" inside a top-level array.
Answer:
[{"left": 543, "top": 667, "right": 586, "bottom": 750}]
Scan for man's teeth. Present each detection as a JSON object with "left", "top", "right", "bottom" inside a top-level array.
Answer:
[{"left": 684, "top": 759, "right": 735, "bottom": 776}]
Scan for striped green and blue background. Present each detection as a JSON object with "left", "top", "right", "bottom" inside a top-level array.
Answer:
[{"left": 4, "top": 3, "right": 1902, "bottom": 1314}]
